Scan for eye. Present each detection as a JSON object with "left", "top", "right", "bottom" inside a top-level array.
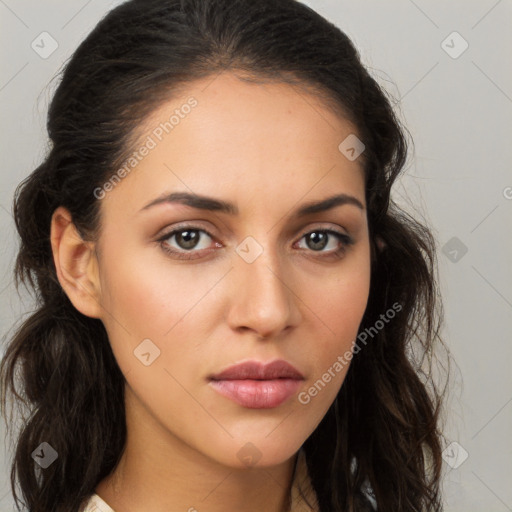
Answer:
[
  {"left": 157, "top": 226, "right": 220, "bottom": 260},
  {"left": 296, "top": 229, "right": 353, "bottom": 255}
]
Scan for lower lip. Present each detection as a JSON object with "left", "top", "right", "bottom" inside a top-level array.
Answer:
[{"left": 209, "top": 379, "right": 302, "bottom": 409}]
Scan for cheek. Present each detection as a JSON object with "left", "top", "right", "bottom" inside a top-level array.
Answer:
[
  {"left": 100, "top": 257, "right": 163, "bottom": 328},
  {"left": 96, "top": 244, "right": 226, "bottom": 375},
  {"left": 95, "top": 243, "right": 180, "bottom": 370},
  {"left": 309, "top": 254, "right": 371, "bottom": 338},
  {"left": 98, "top": 243, "right": 193, "bottom": 334},
  {"left": 302, "top": 249, "right": 371, "bottom": 382},
  {"left": 297, "top": 281, "right": 369, "bottom": 417}
]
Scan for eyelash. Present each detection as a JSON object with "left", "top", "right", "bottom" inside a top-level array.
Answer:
[{"left": 156, "top": 225, "right": 354, "bottom": 261}]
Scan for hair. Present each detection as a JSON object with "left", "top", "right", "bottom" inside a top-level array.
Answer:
[{"left": 0, "top": 0, "right": 447, "bottom": 510}]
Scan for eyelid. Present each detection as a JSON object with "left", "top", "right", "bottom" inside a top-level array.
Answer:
[
  {"left": 296, "top": 223, "right": 351, "bottom": 240},
  {"left": 156, "top": 224, "right": 218, "bottom": 246},
  {"left": 156, "top": 221, "right": 216, "bottom": 240},
  {"left": 156, "top": 221, "right": 351, "bottom": 241}
]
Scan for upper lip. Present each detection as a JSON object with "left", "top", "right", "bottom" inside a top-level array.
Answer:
[{"left": 209, "top": 360, "right": 304, "bottom": 381}]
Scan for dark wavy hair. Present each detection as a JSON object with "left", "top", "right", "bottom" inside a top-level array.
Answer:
[{"left": 0, "top": 0, "right": 447, "bottom": 510}]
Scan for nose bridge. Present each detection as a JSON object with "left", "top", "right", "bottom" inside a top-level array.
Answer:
[
  {"left": 228, "top": 234, "right": 299, "bottom": 337},
  {"left": 237, "top": 235, "right": 289, "bottom": 305}
]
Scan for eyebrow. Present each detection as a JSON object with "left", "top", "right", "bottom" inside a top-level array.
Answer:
[{"left": 139, "top": 191, "right": 365, "bottom": 216}]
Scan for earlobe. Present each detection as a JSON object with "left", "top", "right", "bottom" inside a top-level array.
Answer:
[
  {"left": 375, "top": 236, "right": 386, "bottom": 252},
  {"left": 370, "top": 235, "right": 387, "bottom": 265},
  {"left": 50, "top": 206, "right": 102, "bottom": 319}
]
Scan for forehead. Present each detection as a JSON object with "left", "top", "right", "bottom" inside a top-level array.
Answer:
[{"left": 101, "top": 72, "right": 366, "bottom": 217}]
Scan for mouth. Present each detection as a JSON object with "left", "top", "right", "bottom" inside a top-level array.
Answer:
[{"left": 208, "top": 360, "right": 304, "bottom": 409}]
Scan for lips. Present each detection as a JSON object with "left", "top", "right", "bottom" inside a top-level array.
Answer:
[{"left": 208, "top": 360, "right": 304, "bottom": 409}]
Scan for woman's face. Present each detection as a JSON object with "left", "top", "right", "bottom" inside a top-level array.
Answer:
[{"left": 93, "top": 72, "right": 371, "bottom": 468}]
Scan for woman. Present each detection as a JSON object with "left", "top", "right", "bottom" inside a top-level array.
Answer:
[{"left": 0, "top": 0, "right": 446, "bottom": 510}]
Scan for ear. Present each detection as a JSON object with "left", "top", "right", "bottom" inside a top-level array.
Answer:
[{"left": 50, "top": 206, "right": 102, "bottom": 319}]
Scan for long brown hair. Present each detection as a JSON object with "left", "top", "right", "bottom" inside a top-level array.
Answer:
[{"left": 1, "top": 0, "right": 447, "bottom": 510}]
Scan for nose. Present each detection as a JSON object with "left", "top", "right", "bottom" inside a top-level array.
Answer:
[{"left": 226, "top": 245, "right": 302, "bottom": 340}]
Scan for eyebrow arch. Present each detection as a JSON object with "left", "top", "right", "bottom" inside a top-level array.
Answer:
[{"left": 139, "top": 191, "right": 365, "bottom": 216}]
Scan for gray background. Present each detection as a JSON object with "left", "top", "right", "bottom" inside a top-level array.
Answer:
[{"left": 1, "top": 1, "right": 511, "bottom": 510}]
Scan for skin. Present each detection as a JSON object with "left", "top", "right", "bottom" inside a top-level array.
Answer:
[{"left": 51, "top": 72, "right": 371, "bottom": 512}]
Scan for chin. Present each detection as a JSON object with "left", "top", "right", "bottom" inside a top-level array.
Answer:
[{"left": 208, "top": 433, "right": 305, "bottom": 470}]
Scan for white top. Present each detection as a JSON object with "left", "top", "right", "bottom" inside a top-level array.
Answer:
[{"left": 81, "top": 492, "right": 115, "bottom": 512}]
